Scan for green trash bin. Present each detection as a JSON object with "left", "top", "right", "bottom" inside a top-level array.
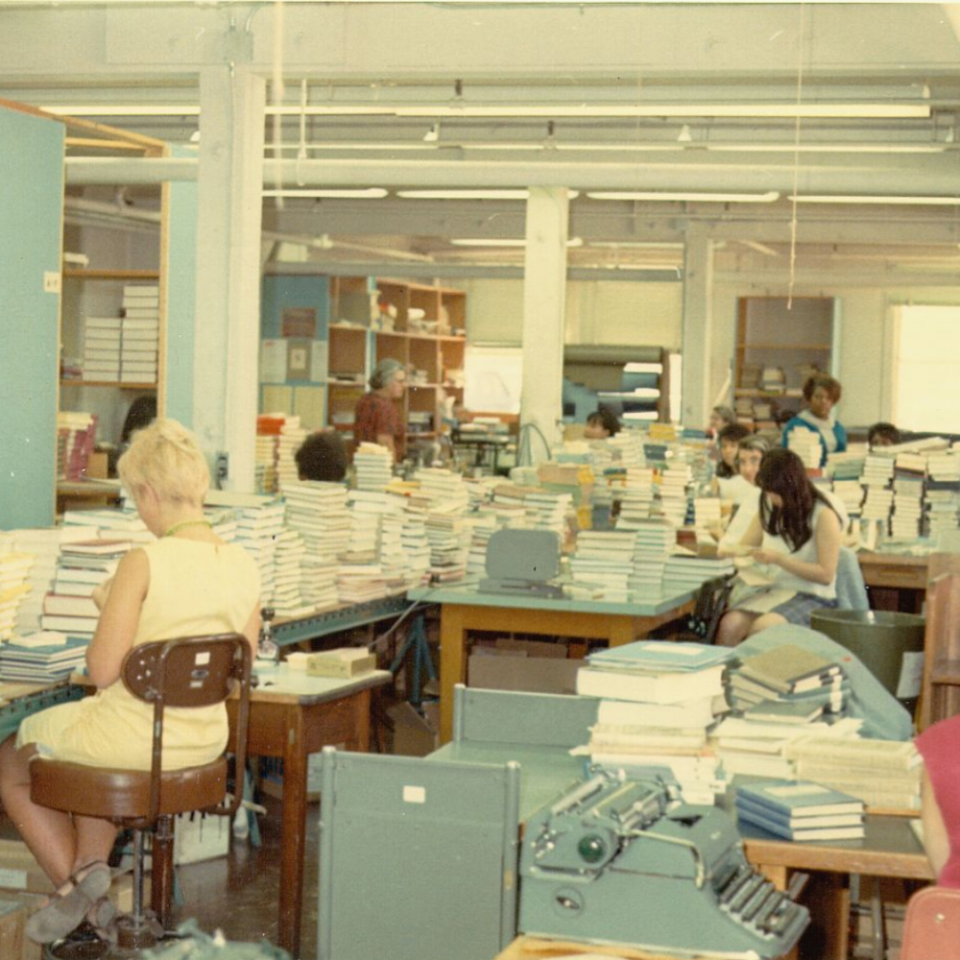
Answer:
[{"left": 810, "top": 609, "right": 926, "bottom": 712}]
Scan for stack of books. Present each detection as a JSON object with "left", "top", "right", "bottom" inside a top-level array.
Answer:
[
  {"left": 831, "top": 479, "right": 866, "bottom": 520},
  {"left": 784, "top": 737, "right": 923, "bottom": 811},
  {"left": 354, "top": 443, "right": 393, "bottom": 491},
  {"left": 522, "top": 490, "right": 572, "bottom": 541},
  {"left": 277, "top": 417, "right": 307, "bottom": 492},
  {"left": 575, "top": 641, "right": 733, "bottom": 804},
  {"left": 255, "top": 414, "right": 286, "bottom": 495},
  {"left": 399, "top": 499, "right": 432, "bottom": 586},
  {"left": 82, "top": 316, "right": 122, "bottom": 382},
  {"left": 464, "top": 512, "right": 498, "bottom": 579},
  {"left": 40, "top": 539, "right": 132, "bottom": 639},
  {"left": 233, "top": 499, "right": 286, "bottom": 604},
  {"left": 568, "top": 531, "right": 638, "bottom": 602},
  {"left": 282, "top": 480, "right": 350, "bottom": 611},
  {"left": 608, "top": 432, "right": 645, "bottom": 469},
  {"left": 614, "top": 468, "right": 657, "bottom": 526},
  {"left": 628, "top": 520, "right": 675, "bottom": 594},
  {"left": 659, "top": 464, "right": 692, "bottom": 527},
  {"left": 726, "top": 643, "right": 849, "bottom": 718},
  {"left": 120, "top": 285, "right": 159, "bottom": 384},
  {"left": 925, "top": 450, "right": 960, "bottom": 539},
  {"left": 787, "top": 430, "right": 822, "bottom": 470},
  {"left": 271, "top": 529, "right": 312, "bottom": 618},
  {"left": 61, "top": 507, "right": 152, "bottom": 544},
  {"left": 891, "top": 475, "right": 924, "bottom": 540},
  {"left": 11, "top": 525, "right": 97, "bottom": 636},
  {"left": 736, "top": 779, "right": 865, "bottom": 841},
  {"left": 0, "top": 542, "right": 35, "bottom": 642},
  {"left": 662, "top": 554, "right": 736, "bottom": 589},
  {"left": 0, "top": 632, "right": 90, "bottom": 683},
  {"left": 56, "top": 412, "right": 98, "bottom": 481}
]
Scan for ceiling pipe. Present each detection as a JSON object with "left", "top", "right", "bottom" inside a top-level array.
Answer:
[{"left": 65, "top": 154, "right": 960, "bottom": 197}]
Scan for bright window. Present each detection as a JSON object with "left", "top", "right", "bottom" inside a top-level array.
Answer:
[{"left": 893, "top": 305, "right": 960, "bottom": 432}]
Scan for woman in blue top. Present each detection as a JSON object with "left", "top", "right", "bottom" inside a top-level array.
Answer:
[{"left": 781, "top": 375, "right": 847, "bottom": 468}]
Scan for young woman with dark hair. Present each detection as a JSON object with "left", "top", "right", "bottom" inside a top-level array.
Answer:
[{"left": 716, "top": 448, "right": 845, "bottom": 646}]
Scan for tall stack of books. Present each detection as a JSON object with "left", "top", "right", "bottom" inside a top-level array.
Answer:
[
  {"left": 784, "top": 737, "right": 923, "bottom": 810},
  {"left": 891, "top": 475, "right": 924, "bottom": 539},
  {"left": 629, "top": 521, "right": 675, "bottom": 594},
  {"left": 0, "top": 633, "right": 90, "bottom": 683},
  {"left": 662, "top": 554, "right": 736, "bottom": 589},
  {"left": 282, "top": 480, "right": 350, "bottom": 611},
  {"left": 424, "top": 501, "right": 469, "bottom": 583},
  {"left": 0, "top": 540, "right": 35, "bottom": 642},
  {"left": 465, "top": 512, "right": 498, "bottom": 579},
  {"left": 925, "top": 450, "right": 960, "bottom": 538},
  {"left": 255, "top": 414, "right": 285, "bottom": 495},
  {"left": 861, "top": 453, "right": 895, "bottom": 532},
  {"left": 575, "top": 641, "right": 733, "bottom": 804},
  {"left": 568, "top": 530, "right": 638, "bottom": 602},
  {"left": 56, "top": 412, "right": 98, "bottom": 481},
  {"left": 276, "top": 417, "right": 307, "bottom": 492},
  {"left": 354, "top": 443, "right": 393, "bottom": 491},
  {"left": 522, "top": 490, "right": 572, "bottom": 541},
  {"left": 787, "top": 430, "right": 822, "bottom": 470},
  {"left": 120, "top": 285, "right": 159, "bottom": 384},
  {"left": 400, "top": 499, "right": 432, "bottom": 587},
  {"left": 659, "top": 463, "right": 692, "bottom": 527},
  {"left": 726, "top": 643, "right": 849, "bottom": 718},
  {"left": 11, "top": 525, "right": 97, "bottom": 636},
  {"left": 615, "top": 468, "right": 657, "bottom": 526},
  {"left": 82, "top": 316, "right": 122, "bottom": 382},
  {"left": 608, "top": 431, "right": 645, "bottom": 469},
  {"left": 233, "top": 499, "right": 285, "bottom": 603},
  {"left": 41, "top": 540, "right": 132, "bottom": 640},
  {"left": 271, "top": 529, "right": 311, "bottom": 617},
  {"left": 736, "top": 779, "right": 865, "bottom": 841}
]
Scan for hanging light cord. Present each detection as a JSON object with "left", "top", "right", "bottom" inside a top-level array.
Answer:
[{"left": 788, "top": 2, "right": 806, "bottom": 309}]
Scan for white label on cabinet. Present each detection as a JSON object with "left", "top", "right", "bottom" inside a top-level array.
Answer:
[
  {"left": 43, "top": 271, "right": 61, "bottom": 294},
  {"left": 896, "top": 651, "right": 924, "bottom": 699},
  {"left": 402, "top": 785, "right": 426, "bottom": 804}
]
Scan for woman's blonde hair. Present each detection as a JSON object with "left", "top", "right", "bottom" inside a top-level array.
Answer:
[{"left": 118, "top": 418, "right": 210, "bottom": 506}]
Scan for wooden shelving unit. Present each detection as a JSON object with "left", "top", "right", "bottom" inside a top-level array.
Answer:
[{"left": 919, "top": 553, "right": 960, "bottom": 730}]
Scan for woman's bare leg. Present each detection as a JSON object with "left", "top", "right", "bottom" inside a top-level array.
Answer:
[
  {"left": 748, "top": 612, "right": 788, "bottom": 635},
  {"left": 716, "top": 609, "right": 760, "bottom": 647}
]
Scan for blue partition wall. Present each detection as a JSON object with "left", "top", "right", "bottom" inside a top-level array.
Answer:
[{"left": 0, "top": 107, "right": 64, "bottom": 528}]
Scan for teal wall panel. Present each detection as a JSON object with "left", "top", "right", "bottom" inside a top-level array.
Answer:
[
  {"left": 0, "top": 107, "right": 64, "bottom": 529},
  {"left": 164, "top": 145, "right": 198, "bottom": 428},
  {"left": 261, "top": 275, "right": 329, "bottom": 341}
]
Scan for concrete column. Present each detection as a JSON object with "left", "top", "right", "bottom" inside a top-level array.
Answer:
[
  {"left": 680, "top": 230, "right": 715, "bottom": 429},
  {"left": 520, "top": 187, "right": 570, "bottom": 462},
  {"left": 194, "top": 66, "right": 265, "bottom": 491}
]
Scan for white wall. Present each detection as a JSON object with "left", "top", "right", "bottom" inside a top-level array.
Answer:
[{"left": 462, "top": 278, "right": 682, "bottom": 349}]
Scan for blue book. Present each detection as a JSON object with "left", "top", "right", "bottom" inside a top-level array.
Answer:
[
  {"left": 736, "top": 795, "right": 864, "bottom": 829},
  {"left": 589, "top": 640, "right": 735, "bottom": 673},
  {"left": 737, "top": 803, "right": 865, "bottom": 842},
  {"left": 736, "top": 779, "right": 864, "bottom": 819}
]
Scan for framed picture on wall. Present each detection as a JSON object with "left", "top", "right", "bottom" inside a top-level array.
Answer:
[{"left": 282, "top": 307, "right": 318, "bottom": 339}]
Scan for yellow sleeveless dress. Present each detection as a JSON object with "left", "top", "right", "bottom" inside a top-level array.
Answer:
[{"left": 17, "top": 538, "right": 260, "bottom": 770}]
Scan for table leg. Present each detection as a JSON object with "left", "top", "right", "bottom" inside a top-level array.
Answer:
[
  {"left": 278, "top": 706, "right": 307, "bottom": 958},
  {"left": 439, "top": 605, "right": 467, "bottom": 744},
  {"left": 608, "top": 618, "right": 638, "bottom": 647}
]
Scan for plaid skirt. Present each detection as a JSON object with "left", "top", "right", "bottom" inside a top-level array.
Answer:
[{"left": 769, "top": 592, "right": 838, "bottom": 626}]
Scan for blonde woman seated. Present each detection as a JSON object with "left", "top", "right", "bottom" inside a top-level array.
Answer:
[
  {"left": 716, "top": 436, "right": 770, "bottom": 553},
  {"left": 716, "top": 448, "right": 843, "bottom": 647},
  {"left": 0, "top": 420, "right": 261, "bottom": 945}
]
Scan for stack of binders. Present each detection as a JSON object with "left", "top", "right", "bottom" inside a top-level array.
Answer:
[{"left": 735, "top": 778, "right": 865, "bottom": 841}]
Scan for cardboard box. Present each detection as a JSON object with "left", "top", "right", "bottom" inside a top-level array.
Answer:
[
  {"left": 306, "top": 648, "right": 377, "bottom": 678},
  {"left": 388, "top": 702, "right": 438, "bottom": 757},
  {"left": 468, "top": 650, "right": 581, "bottom": 695}
]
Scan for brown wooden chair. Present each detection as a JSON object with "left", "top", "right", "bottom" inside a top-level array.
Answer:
[
  {"left": 30, "top": 633, "right": 252, "bottom": 951},
  {"left": 900, "top": 885, "right": 960, "bottom": 960}
]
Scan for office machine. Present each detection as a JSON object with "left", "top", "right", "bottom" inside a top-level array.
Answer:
[
  {"left": 519, "top": 772, "right": 809, "bottom": 958},
  {"left": 479, "top": 529, "right": 565, "bottom": 599}
]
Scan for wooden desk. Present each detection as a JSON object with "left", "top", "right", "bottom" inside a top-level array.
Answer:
[
  {"left": 496, "top": 935, "right": 730, "bottom": 960},
  {"left": 407, "top": 585, "right": 696, "bottom": 744},
  {"left": 226, "top": 664, "right": 391, "bottom": 959},
  {"left": 858, "top": 552, "right": 929, "bottom": 613}
]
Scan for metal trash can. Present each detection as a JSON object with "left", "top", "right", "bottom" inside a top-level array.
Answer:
[{"left": 810, "top": 609, "right": 926, "bottom": 712}]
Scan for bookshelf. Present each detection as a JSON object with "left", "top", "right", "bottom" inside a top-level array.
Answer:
[{"left": 734, "top": 297, "right": 835, "bottom": 430}]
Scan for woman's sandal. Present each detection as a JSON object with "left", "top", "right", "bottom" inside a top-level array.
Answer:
[{"left": 25, "top": 860, "right": 112, "bottom": 944}]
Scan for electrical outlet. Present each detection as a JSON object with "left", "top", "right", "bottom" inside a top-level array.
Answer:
[
  {"left": 215, "top": 452, "right": 229, "bottom": 483},
  {"left": 43, "top": 271, "right": 61, "bottom": 294}
]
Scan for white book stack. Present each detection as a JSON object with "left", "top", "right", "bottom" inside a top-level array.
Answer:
[
  {"left": 659, "top": 465, "right": 692, "bottom": 528},
  {"left": 663, "top": 554, "right": 736, "bottom": 588},
  {"left": 271, "top": 529, "right": 312, "bottom": 617},
  {"left": 0, "top": 537, "right": 35, "bottom": 642},
  {"left": 400, "top": 502, "right": 431, "bottom": 586},
  {"left": 255, "top": 433, "right": 279, "bottom": 495},
  {"left": 832, "top": 480, "right": 865, "bottom": 519},
  {"left": 380, "top": 511, "right": 408, "bottom": 587},
  {"left": 523, "top": 490, "right": 572, "bottom": 540},
  {"left": 233, "top": 499, "right": 285, "bottom": 603},
  {"left": 575, "top": 641, "right": 735, "bottom": 804},
  {"left": 490, "top": 485, "right": 532, "bottom": 528},
  {"left": 925, "top": 451, "right": 960, "bottom": 539},
  {"left": 82, "top": 316, "right": 122, "bottom": 382},
  {"left": 861, "top": 487, "right": 894, "bottom": 524},
  {"left": 629, "top": 521, "right": 676, "bottom": 594},
  {"left": 787, "top": 430, "right": 822, "bottom": 470},
  {"left": 354, "top": 443, "right": 393, "bottom": 491},
  {"left": 615, "top": 468, "right": 657, "bottom": 527},
  {"left": 415, "top": 468, "right": 471, "bottom": 513},
  {"left": 120, "top": 285, "right": 160, "bottom": 384},
  {"left": 11, "top": 525, "right": 98, "bottom": 636},
  {"left": 425, "top": 502, "right": 470, "bottom": 583},
  {"left": 337, "top": 494, "right": 389, "bottom": 601},
  {"left": 464, "top": 511, "right": 498, "bottom": 578},
  {"left": 862, "top": 453, "right": 895, "bottom": 488},
  {"left": 206, "top": 506, "right": 238, "bottom": 542},
  {"left": 283, "top": 481, "right": 349, "bottom": 611},
  {"left": 61, "top": 508, "right": 153, "bottom": 544},
  {"left": 712, "top": 715, "right": 839, "bottom": 781},
  {"left": 568, "top": 530, "right": 638, "bottom": 602},
  {"left": 277, "top": 418, "right": 307, "bottom": 493},
  {"left": 891, "top": 477, "right": 924, "bottom": 540},
  {"left": 608, "top": 432, "right": 644, "bottom": 469}
]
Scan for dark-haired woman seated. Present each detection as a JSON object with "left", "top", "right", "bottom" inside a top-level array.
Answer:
[{"left": 716, "top": 448, "right": 844, "bottom": 647}]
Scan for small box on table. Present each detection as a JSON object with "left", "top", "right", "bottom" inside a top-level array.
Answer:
[{"left": 306, "top": 648, "right": 376, "bottom": 678}]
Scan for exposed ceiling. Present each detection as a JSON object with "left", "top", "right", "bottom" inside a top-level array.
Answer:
[{"left": 6, "top": 1, "right": 960, "bottom": 281}]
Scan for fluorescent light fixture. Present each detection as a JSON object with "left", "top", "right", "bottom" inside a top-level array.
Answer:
[
  {"left": 450, "top": 237, "right": 584, "bottom": 247},
  {"left": 396, "top": 189, "right": 580, "bottom": 201},
  {"left": 794, "top": 195, "right": 960, "bottom": 206},
  {"left": 588, "top": 241, "right": 685, "bottom": 250},
  {"left": 41, "top": 105, "right": 200, "bottom": 117},
  {"left": 587, "top": 191, "right": 780, "bottom": 203},
  {"left": 262, "top": 188, "right": 387, "bottom": 199}
]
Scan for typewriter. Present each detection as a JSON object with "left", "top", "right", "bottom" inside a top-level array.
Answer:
[{"left": 519, "top": 772, "right": 809, "bottom": 958}]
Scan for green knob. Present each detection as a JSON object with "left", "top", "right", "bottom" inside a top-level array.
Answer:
[{"left": 578, "top": 835, "right": 606, "bottom": 864}]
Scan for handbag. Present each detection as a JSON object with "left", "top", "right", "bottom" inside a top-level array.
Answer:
[{"left": 686, "top": 573, "right": 737, "bottom": 644}]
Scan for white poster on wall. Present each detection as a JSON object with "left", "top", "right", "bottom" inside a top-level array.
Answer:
[
  {"left": 260, "top": 339, "right": 288, "bottom": 384},
  {"left": 464, "top": 346, "right": 523, "bottom": 414}
]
